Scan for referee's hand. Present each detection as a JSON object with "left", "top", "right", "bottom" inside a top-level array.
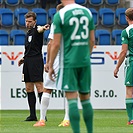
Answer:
[
  {"left": 18, "top": 58, "right": 24, "bottom": 66},
  {"left": 43, "top": 24, "right": 50, "bottom": 30}
]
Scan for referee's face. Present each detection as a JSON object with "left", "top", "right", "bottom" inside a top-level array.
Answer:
[{"left": 25, "top": 17, "right": 36, "bottom": 30}]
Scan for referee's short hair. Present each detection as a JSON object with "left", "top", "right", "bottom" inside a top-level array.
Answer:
[{"left": 25, "top": 11, "right": 36, "bottom": 21}]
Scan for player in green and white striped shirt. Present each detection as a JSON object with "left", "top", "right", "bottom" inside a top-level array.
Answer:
[
  {"left": 49, "top": 0, "right": 95, "bottom": 133},
  {"left": 114, "top": 8, "right": 133, "bottom": 125}
]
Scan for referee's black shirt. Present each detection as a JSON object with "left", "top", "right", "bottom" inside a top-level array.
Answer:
[{"left": 24, "top": 25, "right": 43, "bottom": 58}]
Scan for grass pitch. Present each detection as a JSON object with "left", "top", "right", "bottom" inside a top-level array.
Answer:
[{"left": 0, "top": 110, "right": 133, "bottom": 133}]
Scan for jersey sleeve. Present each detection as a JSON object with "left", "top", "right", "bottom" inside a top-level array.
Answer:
[
  {"left": 88, "top": 11, "right": 95, "bottom": 31},
  {"left": 89, "top": 18, "right": 95, "bottom": 30},
  {"left": 121, "top": 29, "right": 128, "bottom": 45},
  {"left": 53, "top": 12, "right": 62, "bottom": 34},
  {"left": 88, "top": 10, "right": 95, "bottom": 30}
]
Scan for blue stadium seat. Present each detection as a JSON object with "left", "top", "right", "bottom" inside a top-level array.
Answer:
[
  {"left": 48, "top": 8, "right": 56, "bottom": 22},
  {"left": 0, "top": 0, "right": 3, "bottom": 4},
  {"left": 44, "top": 29, "right": 50, "bottom": 44},
  {"left": 99, "top": 8, "right": 115, "bottom": 27},
  {"left": 5, "top": 0, "right": 20, "bottom": 6},
  {"left": 10, "top": 30, "right": 26, "bottom": 45},
  {"left": 89, "top": 8, "right": 98, "bottom": 26},
  {"left": 0, "top": 8, "right": 14, "bottom": 27},
  {"left": 116, "top": 8, "right": 128, "bottom": 26},
  {"left": 32, "top": 8, "right": 47, "bottom": 25},
  {"left": 0, "top": 30, "right": 9, "bottom": 45},
  {"left": 22, "top": 0, "right": 37, "bottom": 5},
  {"left": 75, "top": 0, "right": 87, "bottom": 5},
  {"left": 95, "top": 29, "right": 111, "bottom": 45},
  {"left": 105, "top": 0, "right": 120, "bottom": 6},
  {"left": 89, "top": 0, "right": 103, "bottom": 6},
  {"left": 14, "top": 8, "right": 29, "bottom": 27},
  {"left": 112, "top": 29, "right": 122, "bottom": 45}
]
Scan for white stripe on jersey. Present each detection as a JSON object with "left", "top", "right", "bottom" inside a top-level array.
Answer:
[
  {"left": 57, "top": 67, "right": 64, "bottom": 90},
  {"left": 59, "top": 3, "right": 92, "bottom": 24},
  {"left": 125, "top": 24, "right": 133, "bottom": 38}
]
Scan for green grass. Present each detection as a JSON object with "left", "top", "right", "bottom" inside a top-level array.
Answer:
[{"left": 0, "top": 110, "right": 133, "bottom": 133}]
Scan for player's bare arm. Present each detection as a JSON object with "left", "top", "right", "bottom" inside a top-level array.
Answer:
[
  {"left": 114, "top": 44, "right": 128, "bottom": 78},
  {"left": 49, "top": 33, "right": 61, "bottom": 81},
  {"left": 89, "top": 30, "right": 95, "bottom": 53},
  {"left": 44, "top": 39, "right": 53, "bottom": 73}
]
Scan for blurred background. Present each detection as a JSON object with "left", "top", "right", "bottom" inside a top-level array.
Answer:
[{"left": 0, "top": 0, "right": 133, "bottom": 46}]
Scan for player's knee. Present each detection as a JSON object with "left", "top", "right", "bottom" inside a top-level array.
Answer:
[{"left": 79, "top": 92, "right": 90, "bottom": 100}]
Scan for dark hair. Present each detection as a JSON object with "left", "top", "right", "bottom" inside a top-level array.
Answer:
[
  {"left": 125, "top": 8, "right": 133, "bottom": 21},
  {"left": 25, "top": 11, "right": 36, "bottom": 20}
]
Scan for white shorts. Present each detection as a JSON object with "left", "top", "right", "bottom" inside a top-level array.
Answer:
[{"left": 44, "top": 55, "right": 59, "bottom": 90}]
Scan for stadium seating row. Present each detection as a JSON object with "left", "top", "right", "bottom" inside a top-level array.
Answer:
[
  {"left": 90, "top": 8, "right": 127, "bottom": 26},
  {"left": 1, "top": 0, "right": 120, "bottom": 7},
  {"left": 0, "top": 7, "right": 128, "bottom": 27},
  {"left": 1, "top": 0, "right": 37, "bottom": 6},
  {"left": 0, "top": 29, "right": 122, "bottom": 46},
  {"left": 89, "top": 0, "right": 120, "bottom": 6},
  {"left": 0, "top": 29, "right": 50, "bottom": 45},
  {"left": 95, "top": 29, "right": 122, "bottom": 45},
  {"left": 0, "top": 8, "right": 47, "bottom": 27}
]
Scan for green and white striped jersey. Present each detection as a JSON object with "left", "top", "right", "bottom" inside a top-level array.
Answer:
[
  {"left": 121, "top": 24, "right": 133, "bottom": 62},
  {"left": 53, "top": 3, "right": 95, "bottom": 68}
]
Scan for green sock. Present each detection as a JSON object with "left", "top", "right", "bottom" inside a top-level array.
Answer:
[
  {"left": 126, "top": 98, "right": 133, "bottom": 121},
  {"left": 81, "top": 99, "right": 93, "bottom": 133},
  {"left": 68, "top": 99, "right": 80, "bottom": 133}
]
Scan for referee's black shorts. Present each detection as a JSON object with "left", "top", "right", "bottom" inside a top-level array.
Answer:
[{"left": 23, "top": 55, "right": 44, "bottom": 82}]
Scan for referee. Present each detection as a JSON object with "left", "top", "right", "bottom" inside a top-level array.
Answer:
[{"left": 18, "top": 11, "right": 49, "bottom": 121}]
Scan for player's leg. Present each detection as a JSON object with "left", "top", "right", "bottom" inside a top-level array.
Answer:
[
  {"left": 33, "top": 56, "right": 44, "bottom": 104},
  {"left": 25, "top": 82, "right": 37, "bottom": 121},
  {"left": 40, "top": 89, "right": 52, "bottom": 120},
  {"left": 33, "top": 88, "right": 52, "bottom": 127},
  {"left": 126, "top": 86, "right": 133, "bottom": 125},
  {"left": 35, "top": 82, "right": 43, "bottom": 103},
  {"left": 34, "top": 68, "right": 56, "bottom": 127},
  {"left": 58, "top": 67, "right": 80, "bottom": 132},
  {"left": 79, "top": 93, "right": 93, "bottom": 133},
  {"left": 79, "top": 66, "right": 93, "bottom": 133},
  {"left": 124, "top": 62, "right": 133, "bottom": 125},
  {"left": 35, "top": 82, "right": 44, "bottom": 119},
  {"left": 52, "top": 57, "right": 70, "bottom": 126},
  {"left": 58, "top": 97, "right": 70, "bottom": 127},
  {"left": 66, "top": 92, "right": 80, "bottom": 133},
  {"left": 64, "top": 98, "right": 69, "bottom": 121},
  {"left": 34, "top": 81, "right": 45, "bottom": 122}
]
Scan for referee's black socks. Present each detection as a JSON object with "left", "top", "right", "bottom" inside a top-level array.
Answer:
[
  {"left": 38, "top": 92, "right": 43, "bottom": 103},
  {"left": 27, "top": 91, "right": 36, "bottom": 118}
]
